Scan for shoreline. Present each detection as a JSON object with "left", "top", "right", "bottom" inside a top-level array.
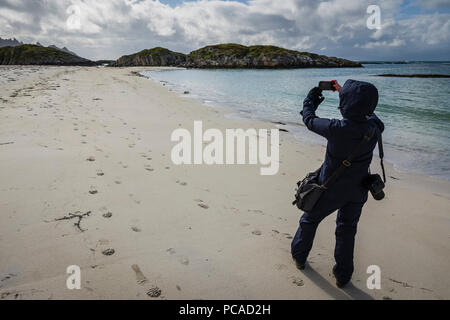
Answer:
[
  {"left": 138, "top": 67, "right": 450, "bottom": 184},
  {"left": 0, "top": 66, "right": 449, "bottom": 300}
]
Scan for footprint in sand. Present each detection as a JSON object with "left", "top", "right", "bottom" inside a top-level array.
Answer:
[
  {"left": 166, "top": 248, "right": 176, "bottom": 255},
  {"left": 131, "top": 264, "right": 148, "bottom": 284},
  {"left": 102, "top": 248, "right": 115, "bottom": 256},
  {"left": 144, "top": 165, "right": 154, "bottom": 172},
  {"left": 119, "top": 162, "right": 128, "bottom": 169},
  {"left": 176, "top": 180, "right": 187, "bottom": 186},
  {"left": 198, "top": 203, "right": 209, "bottom": 209},
  {"left": 131, "top": 226, "right": 141, "bottom": 232},
  {"left": 102, "top": 212, "right": 112, "bottom": 218},
  {"left": 1, "top": 273, "right": 17, "bottom": 283},
  {"left": 178, "top": 257, "right": 189, "bottom": 265},
  {"left": 128, "top": 194, "right": 141, "bottom": 204},
  {"left": 98, "top": 239, "right": 109, "bottom": 245},
  {"left": 275, "top": 264, "right": 288, "bottom": 271},
  {"left": 147, "top": 286, "right": 162, "bottom": 298},
  {"left": 291, "top": 276, "right": 304, "bottom": 287},
  {"left": 252, "top": 230, "right": 262, "bottom": 236},
  {"left": 166, "top": 248, "right": 189, "bottom": 266}
]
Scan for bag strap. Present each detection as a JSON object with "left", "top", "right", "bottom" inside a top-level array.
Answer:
[
  {"left": 376, "top": 127, "right": 387, "bottom": 183},
  {"left": 322, "top": 126, "right": 376, "bottom": 189}
]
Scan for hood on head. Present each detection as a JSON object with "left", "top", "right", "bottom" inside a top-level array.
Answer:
[{"left": 339, "top": 79, "right": 379, "bottom": 121}]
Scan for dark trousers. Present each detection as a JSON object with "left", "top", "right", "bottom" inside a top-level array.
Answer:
[{"left": 291, "top": 193, "right": 365, "bottom": 282}]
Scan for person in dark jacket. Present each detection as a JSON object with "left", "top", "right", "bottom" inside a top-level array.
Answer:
[{"left": 291, "top": 79, "right": 384, "bottom": 288}]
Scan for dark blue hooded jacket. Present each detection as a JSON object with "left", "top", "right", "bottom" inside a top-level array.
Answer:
[{"left": 302, "top": 80, "right": 384, "bottom": 202}]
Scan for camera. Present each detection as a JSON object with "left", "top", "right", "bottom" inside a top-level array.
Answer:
[
  {"left": 318, "top": 80, "right": 337, "bottom": 91},
  {"left": 363, "top": 174, "right": 385, "bottom": 200}
]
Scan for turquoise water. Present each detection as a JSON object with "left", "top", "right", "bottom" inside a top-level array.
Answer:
[{"left": 142, "top": 63, "right": 450, "bottom": 180}]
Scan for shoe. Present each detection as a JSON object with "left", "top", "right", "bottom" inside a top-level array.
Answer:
[
  {"left": 293, "top": 258, "right": 306, "bottom": 270},
  {"left": 332, "top": 265, "right": 349, "bottom": 288}
]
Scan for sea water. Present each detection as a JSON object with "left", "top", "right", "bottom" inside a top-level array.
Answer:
[{"left": 141, "top": 63, "right": 450, "bottom": 180}]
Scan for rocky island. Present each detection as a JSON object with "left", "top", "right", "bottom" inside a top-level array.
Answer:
[
  {"left": 0, "top": 44, "right": 95, "bottom": 66},
  {"left": 113, "top": 43, "right": 362, "bottom": 68},
  {"left": 112, "top": 47, "right": 186, "bottom": 67},
  {"left": 185, "top": 44, "right": 361, "bottom": 68},
  {"left": 0, "top": 43, "right": 361, "bottom": 68}
]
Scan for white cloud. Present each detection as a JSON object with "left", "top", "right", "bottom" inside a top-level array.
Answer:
[
  {"left": 356, "top": 39, "right": 405, "bottom": 49},
  {"left": 0, "top": 0, "right": 448, "bottom": 61},
  {"left": 0, "top": 7, "right": 33, "bottom": 24}
]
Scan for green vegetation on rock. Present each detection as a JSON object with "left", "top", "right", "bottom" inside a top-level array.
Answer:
[
  {"left": 136, "top": 47, "right": 180, "bottom": 57},
  {"left": 114, "top": 43, "right": 362, "bottom": 68},
  {"left": 0, "top": 44, "right": 95, "bottom": 66},
  {"left": 112, "top": 47, "right": 186, "bottom": 67},
  {"left": 188, "top": 44, "right": 248, "bottom": 59},
  {"left": 248, "top": 45, "right": 298, "bottom": 57},
  {"left": 184, "top": 43, "right": 362, "bottom": 69}
]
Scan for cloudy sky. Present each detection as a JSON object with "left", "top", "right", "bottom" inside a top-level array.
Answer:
[{"left": 0, "top": 0, "right": 449, "bottom": 61}]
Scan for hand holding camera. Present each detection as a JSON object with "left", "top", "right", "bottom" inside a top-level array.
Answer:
[
  {"left": 308, "top": 80, "right": 342, "bottom": 108},
  {"left": 301, "top": 80, "right": 342, "bottom": 116},
  {"left": 307, "top": 87, "right": 325, "bottom": 109},
  {"left": 319, "top": 80, "right": 341, "bottom": 92}
]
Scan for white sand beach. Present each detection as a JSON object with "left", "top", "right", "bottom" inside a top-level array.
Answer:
[{"left": 0, "top": 66, "right": 449, "bottom": 300}]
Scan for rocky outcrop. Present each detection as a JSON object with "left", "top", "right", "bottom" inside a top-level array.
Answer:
[
  {"left": 0, "top": 37, "right": 23, "bottom": 48},
  {"left": 184, "top": 44, "right": 362, "bottom": 68},
  {"left": 0, "top": 44, "right": 95, "bottom": 66},
  {"left": 112, "top": 47, "right": 186, "bottom": 67},
  {"left": 112, "top": 44, "right": 362, "bottom": 69},
  {"left": 48, "top": 45, "right": 79, "bottom": 57}
]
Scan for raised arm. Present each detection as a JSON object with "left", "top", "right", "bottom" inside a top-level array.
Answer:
[{"left": 301, "top": 87, "right": 340, "bottom": 139}]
